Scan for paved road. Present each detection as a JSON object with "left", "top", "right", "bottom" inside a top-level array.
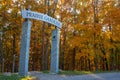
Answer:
[{"left": 29, "top": 71, "right": 120, "bottom": 80}]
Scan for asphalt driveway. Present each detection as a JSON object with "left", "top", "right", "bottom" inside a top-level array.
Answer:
[{"left": 29, "top": 71, "right": 120, "bottom": 80}]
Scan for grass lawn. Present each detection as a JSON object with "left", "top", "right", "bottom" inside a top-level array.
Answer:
[
  {"left": 42, "top": 70, "right": 120, "bottom": 75},
  {"left": 0, "top": 74, "right": 35, "bottom": 80},
  {"left": 58, "top": 71, "right": 93, "bottom": 75},
  {"left": 58, "top": 70, "right": 120, "bottom": 75}
]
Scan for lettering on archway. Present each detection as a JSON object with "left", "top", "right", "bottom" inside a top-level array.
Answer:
[
  {"left": 18, "top": 10, "right": 62, "bottom": 76},
  {"left": 22, "top": 10, "right": 62, "bottom": 28}
]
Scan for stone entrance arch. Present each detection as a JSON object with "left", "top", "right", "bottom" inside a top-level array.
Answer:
[{"left": 18, "top": 9, "right": 62, "bottom": 76}]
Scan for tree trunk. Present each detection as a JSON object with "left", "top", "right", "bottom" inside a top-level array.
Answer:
[
  {"left": 12, "top": 34, "right": 16, "bottom": 72},
  {"left": 72, "top": 48, "right": 76, "bottom": 70},
  {"left": 0, "top": 31, "right": 4, "bottom": 73},
  {"left": 41, "top": 0, "right": 47, "bottom": 71},
  {"left": 45, "top": 38, "right": 49, "bottom": 70},
  {"left": 93, "top": 0, "right": 98, "bottom": 71},
  {"left": 110, "top": 48, "right": 114, "bottom": 70},
  {"left": 60, "top": 30, "right": 66, "bottom": 70},
  {"left": 44, "top": 0, "right": 50, "bottom": 71},
  {"left": 100, "top": 46, "right": 109, "bottom": 71},
  {"left": 88, "top": 59, "right": 91, "bottom": 71}
]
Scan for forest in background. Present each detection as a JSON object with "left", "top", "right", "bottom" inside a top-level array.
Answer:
[{"left": 0, "top": 0, "right": 120, "bottom": 72}]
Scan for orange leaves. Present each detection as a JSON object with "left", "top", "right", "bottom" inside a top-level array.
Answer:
[
  {"left": 107, "top": 31, "right": 112, "bottom": 38},
  {"left": 70, "top": 36, "right": 83, "bottom": 48},
  {"left": 110, "top": 8, "right": 120, "bottom": 25}
]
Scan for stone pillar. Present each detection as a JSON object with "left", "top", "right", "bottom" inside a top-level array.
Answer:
[
  {"left": 50, "top": 28, "right": 60, "bottom": 73},
  {"left": 18, "top": 19, "right": 31, "bottom": 76}
]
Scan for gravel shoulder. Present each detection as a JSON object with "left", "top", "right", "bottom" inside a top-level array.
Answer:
[{"left": 29, "top": 71, "right": 120, "bottom": 80}]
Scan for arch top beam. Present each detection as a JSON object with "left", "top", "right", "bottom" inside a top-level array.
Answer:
[{"left": 21, "top": 10, "right": 62, "bottom": 28}]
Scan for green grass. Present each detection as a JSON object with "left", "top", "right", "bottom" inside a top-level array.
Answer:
[
  {"left": 0, "top": 74, "right": 35, "bottom": 80},
  {"left": 0, "top": 74, "right": 21, "bottom": 80},
  {"left": 42, "top": 70, "right": 120, "bottom": 75},
  {"left": 58, "top": 71, "right": 92, "bottom": 75},
  {"left": 42, "top": 70, "right": 50, "bottom": 74},
  {"left": 42, "top": 70, "right": 93, "bottom": 75}
]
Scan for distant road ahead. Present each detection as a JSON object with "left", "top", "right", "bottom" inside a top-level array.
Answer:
[{"left": 30, "top": 72, "right": 120, "bottom": 80}]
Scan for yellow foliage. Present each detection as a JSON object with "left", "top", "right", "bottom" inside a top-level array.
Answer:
[{"left": 21, "top": 76, "right": 36, "bottom": 80}]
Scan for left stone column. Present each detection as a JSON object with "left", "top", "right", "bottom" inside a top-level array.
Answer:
[{"left": 18, "top": 19, "right": 31, "bottom": 76}]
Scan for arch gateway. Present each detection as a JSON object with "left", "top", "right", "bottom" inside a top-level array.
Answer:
[{"left": 18, "top": 9, "right": 62, "bottom": 76}]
